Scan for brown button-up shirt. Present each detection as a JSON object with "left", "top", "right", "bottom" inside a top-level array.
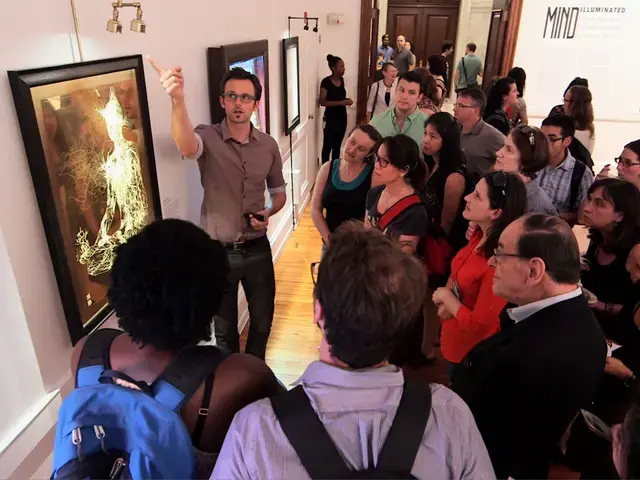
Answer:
[{"left": 191, "top": 121, "right": 286, "bottom": 242}]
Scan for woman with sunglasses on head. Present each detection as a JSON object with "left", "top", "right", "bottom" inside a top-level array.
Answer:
[
  {"left": 365, "top": 134, "right": 430, "bottom": 367},
  {"left": 579, "top": 179, "right": 640, "bottom": 344},
  {"left": 493, "top": 124, "right": 557, "bottom": 215},
  {"left": 432, "top": 171, "right": 527, "bottom": 379},
  {"left": 311, "top": 125, "right": 382, "bottom": 255},
  {"left": 598, "top": 140, "right": 640, "bottom": 191}
]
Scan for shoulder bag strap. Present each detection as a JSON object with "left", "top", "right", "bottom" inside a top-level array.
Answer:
[
  {"left": 376, "top": 380, "right": 432, "bottom": 473},
  {"left": 378, "top": 194, "right": 422, "bottom": 232},
  {"left": 75, "top": 328, "right": 123, "bottom": 387},
  {"left": 569, "top": 159, "right": 587, "bottom": 211},
  {"left": 152, "top": 346, "right": 226, "bottom": 412},
  {"left": 371, "top": 81, "right": 381, "bottom": 117},
  {"left": 271, "top": 386, "right": 351, "bottom": 479},
  {"left": 461, "top": 56, "right": 468, "bottom": 84}
]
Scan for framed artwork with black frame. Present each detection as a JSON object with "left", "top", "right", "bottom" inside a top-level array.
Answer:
[
  {"left": 207, "top": 40, "right": 271, "bottom": 134},
  {"left": 8, "top": 54, "right": 162, "bottom": 344},
  {"left": 282, "top": 37, "right": 301, "bottom": 135}
]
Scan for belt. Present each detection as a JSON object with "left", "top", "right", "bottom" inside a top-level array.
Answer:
[{"left": 221, "top": 236, "right": 266, "bottom": 251}]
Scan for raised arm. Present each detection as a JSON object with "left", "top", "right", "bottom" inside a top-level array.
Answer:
[{"left": 147, "top": 56, "right": 199, "bottom": 158}]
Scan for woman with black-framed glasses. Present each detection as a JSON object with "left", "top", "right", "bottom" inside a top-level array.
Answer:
[
  {"left": 432, "top": 171, "right": 527, "bottom": 379},
  {"left": 494, "top": 124, "right": 557, "bottom": 215},
  {"left": 599, "top": 140, "right": 640, "bottom": 192}
]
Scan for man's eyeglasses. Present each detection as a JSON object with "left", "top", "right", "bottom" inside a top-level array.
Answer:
[
  {"left": 615, "top": 157, "right": 640, "bottom": 168},
  {"left": 365, "top": 152, "right": 390, "bottom": 168},
  {"left": 492, "top": 248, "right": 527, "bottom": 262},
  {"left": 547, "top": 135, "right": 566, "bottom": 144},
  {"left": 454, "top": 103, "right": 475, "bottom": 109},
  {"left": 221, "top": 92, "right": 257, "bottom": 104}
]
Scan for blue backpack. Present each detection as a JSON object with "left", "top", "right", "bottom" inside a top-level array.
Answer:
[{"left": 51, "top": 329, "right": 224, "bottom": 479}]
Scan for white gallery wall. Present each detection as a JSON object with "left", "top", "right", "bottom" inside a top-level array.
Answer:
[
  {"left": 0, "top": 1, "right": 361, "bottom": 477},
  {"left": 513, "top": 0, "right": 639, "bottom": 171}
]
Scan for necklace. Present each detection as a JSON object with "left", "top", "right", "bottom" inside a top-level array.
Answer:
[{"left": 380, "top": 184, "right": 412, "bottom": 213}]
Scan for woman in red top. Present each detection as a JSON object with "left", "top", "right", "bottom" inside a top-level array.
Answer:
[{"left": 433, "top": 171, "right": 527, "bottom": 378}]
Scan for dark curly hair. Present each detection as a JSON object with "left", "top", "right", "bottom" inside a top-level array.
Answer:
[
  {"left": 109, "top": 219, "right": 230, "bottom": 351},
  {"left": 314, "top": 221, "right": 427, "bottom": 368}
]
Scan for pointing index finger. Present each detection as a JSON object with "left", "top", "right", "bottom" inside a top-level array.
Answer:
[{"left": 146, "top": 55, "right": 165, "bottom": 76}]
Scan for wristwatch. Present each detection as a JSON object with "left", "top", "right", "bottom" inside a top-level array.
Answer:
[{"left": 625, "top": 373, "right": 637, "bottom": 388}]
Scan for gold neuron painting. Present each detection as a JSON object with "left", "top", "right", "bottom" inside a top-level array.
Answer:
[{"left": 26, "top": 66, "right": 159, "bottom": 331}]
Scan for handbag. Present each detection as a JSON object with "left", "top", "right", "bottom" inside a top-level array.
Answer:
[
  {"left": 424, "top": 224, "right": 454, "bottom": 277},
  {"left": 370, "top": 81, "right": 382, "bottom": 117}
]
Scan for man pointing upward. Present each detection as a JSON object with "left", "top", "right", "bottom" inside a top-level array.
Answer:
[{"left": 147, "top": 56, "right": 286, "bottom": 360}]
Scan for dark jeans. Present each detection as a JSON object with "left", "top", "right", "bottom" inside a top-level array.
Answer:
[
  {"left": 321, "top": 118, "right": 347, "bottom": 164},
  {"left": 215, "top": 236, "right": 276, "bottom": 360}
]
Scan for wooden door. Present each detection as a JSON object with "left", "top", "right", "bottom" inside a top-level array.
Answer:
[
  {"left": 387, "top": 6, "right": 422, "bottom": 58},
  {"left": 482, "top": 9, "right": 508, "bottom": 89},
  {"left": 416, "top": 7, "right": 458, "bottom": 70},
  {"left": 387, "top": 6, "right": 458, "bottom": 72}
]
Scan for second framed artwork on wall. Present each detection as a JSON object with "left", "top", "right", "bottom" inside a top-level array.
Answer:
[
  {"left": 207, "top": 40, "right": 271, "bottom": 134},
  {"left": 282, "top": 37, "right": 301, "bottom": 135}
]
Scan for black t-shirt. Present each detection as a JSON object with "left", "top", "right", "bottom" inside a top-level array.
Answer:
[
  {"left": 581, "top": 242, "right": 637, "bottom": 343},
  {"left": 321, "top": 76, "right": 347, "bottom": 123},
  {"left": 322, "top": 159, "right": 373, "bottom": 233},
  {"left": 365, "top": 185, "right": 429, "bottom": 245}
]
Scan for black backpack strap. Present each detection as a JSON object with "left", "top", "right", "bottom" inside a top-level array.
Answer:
[
  {"left": 152, "top": 346, "right": 226, "bottom": 412},
  {"left": 569, "top": 159, "right": 587, "bottom": 211},
  {"left": 376, "top": 380, "right": 432, "bottom": 474},
  {"left": 271, "top": 386, "right": 351, "bottom": 479},
  {"left": 191, "top": 372, "right": 215, "bottom": 449},
  {"left": 75, "top": 328, "right": 123, "bottom": 387}
]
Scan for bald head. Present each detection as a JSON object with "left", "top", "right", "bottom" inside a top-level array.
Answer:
[{"left": 396, "top": 35, "right": 406, "bottom": 50}]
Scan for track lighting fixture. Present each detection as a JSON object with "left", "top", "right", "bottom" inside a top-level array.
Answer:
[
  {"left": 288, "top": 13, "right": 319, "bottom": 36},
  {"left": 107, "top": 1, "right": 146, "bottom": 34}
]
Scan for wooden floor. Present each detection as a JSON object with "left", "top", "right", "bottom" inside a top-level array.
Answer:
[
  {"left": 241, "top": 204, "right": 582, "bottom": 479},
  {"left": 241, "top": 206, "right": 324, "bottom": 386}
]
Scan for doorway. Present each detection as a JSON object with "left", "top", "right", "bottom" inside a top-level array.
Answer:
[{"left": 356, "top": 0, "right": 523, "bottom": 121}]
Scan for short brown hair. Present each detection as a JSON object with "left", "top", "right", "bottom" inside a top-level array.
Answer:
[
  {"left": 314, "top": 222, "right": 427, "bottom": 369},
  {"left": 511, "top": 125, "right": 550, "bottom": 178},
  {"left": 516, "top": 214, "right": 581, "bottom": 284}
]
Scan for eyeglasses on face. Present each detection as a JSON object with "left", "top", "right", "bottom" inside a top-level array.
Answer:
[
  {"left": 221, "top": 91, "right": 257, "bottom": 104},
  {"left": 454, "top": 103, "right": 475, "bottom": 109},
  {"left": 615, "top": 157, "right": 640, "bottom": 168},
  {"left": 547, "top": 135, "right": 566, "bottom": 144},
  {"left": 365, "top": 152, "right": 390, "bottom": 168},
  {"left": 492, "top": 248, "right": 527, "bottom": 261}
]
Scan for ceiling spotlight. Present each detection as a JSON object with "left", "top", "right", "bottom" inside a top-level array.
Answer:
[
  {"left": 303, "top": 24, "right": 309, "bottom": 31},
  {"left": 313, "top": 21, "right": 319, "bottom": 33},
  {"left": 130, "top": 6, "right": 146, "bottom": 33},
  {"left": 106, "top": 7, "right": 122, "bottom": 33}
]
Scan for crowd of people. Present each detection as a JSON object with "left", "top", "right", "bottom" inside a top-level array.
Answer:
[{"left": 51, "top": 49, "right": 640, "bottom": 480}]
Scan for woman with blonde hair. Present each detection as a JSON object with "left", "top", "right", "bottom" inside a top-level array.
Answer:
[{"left": 565, "top": 85, "right": 595, "bottom": 153}]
